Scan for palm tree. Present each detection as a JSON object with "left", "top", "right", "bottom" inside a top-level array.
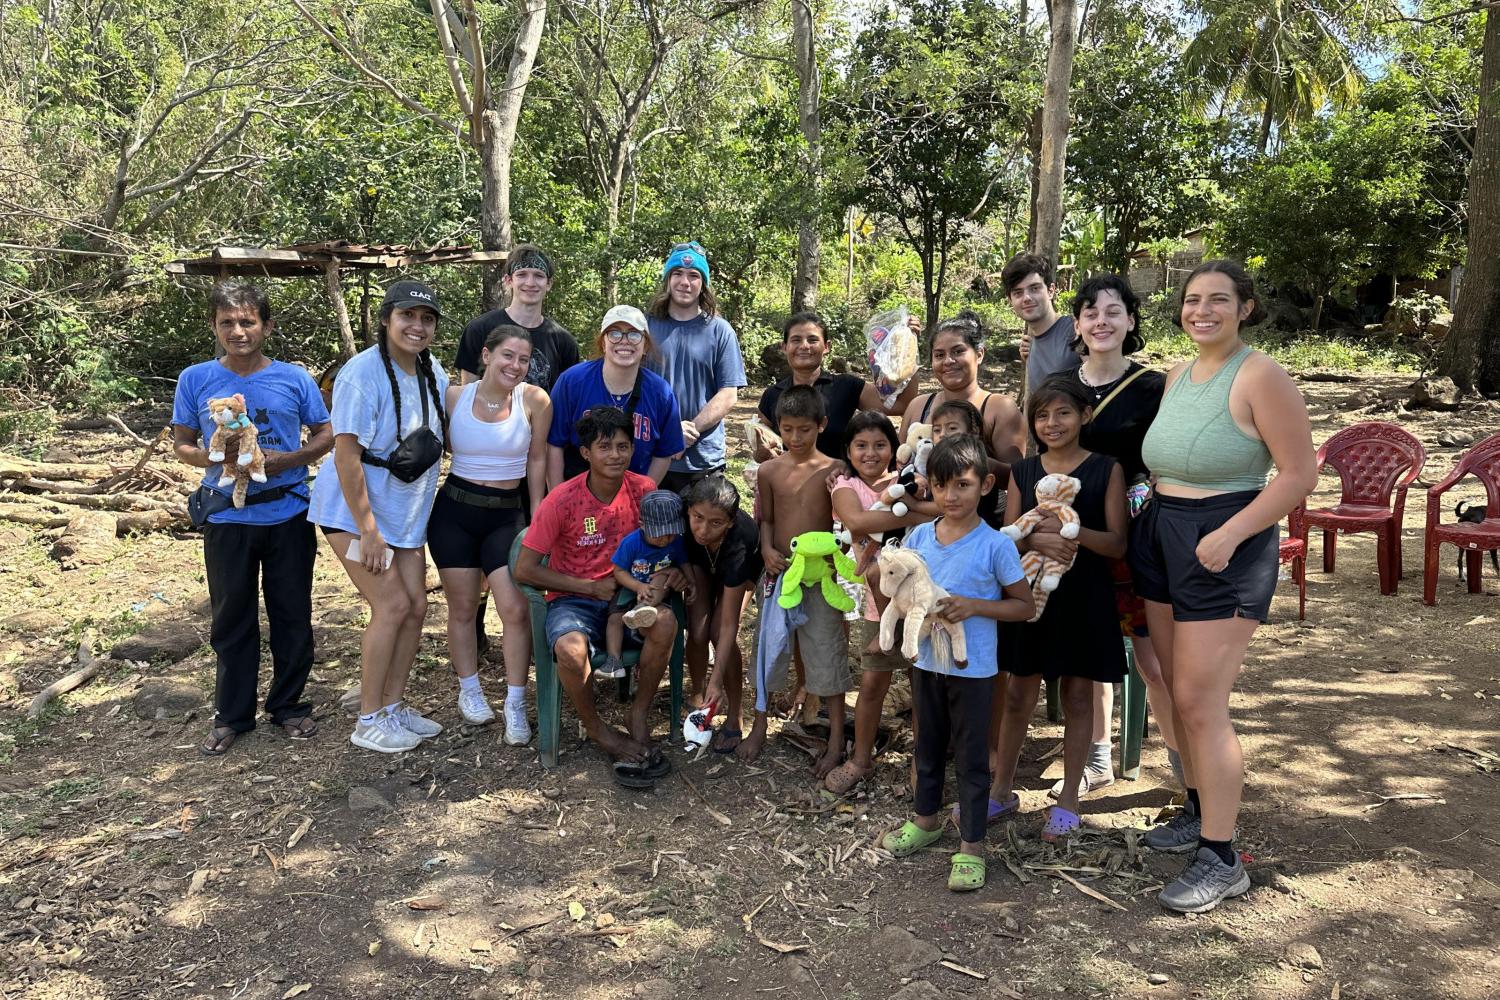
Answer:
[{"left": 1184, "top": 0, "right": 1363, "bottom": 153}]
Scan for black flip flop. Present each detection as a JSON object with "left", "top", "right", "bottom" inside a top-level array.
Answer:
[
  {"left": 710, "top": 728, "right": 743, "bottom": 754},
  {"left": 612, "top": 760, "right": 656, "bottom": 789},
  {"left": 642, "top": 748, "right": 671, "bottom": 779}
]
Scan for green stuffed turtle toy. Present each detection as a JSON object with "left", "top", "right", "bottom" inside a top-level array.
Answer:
[{"left": 777, "top": 530, "right": 862, "bottom": 612}]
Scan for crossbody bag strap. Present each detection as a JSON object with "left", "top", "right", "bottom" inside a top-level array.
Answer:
[{"left": 1089, "top": 366, "right": 1149, "bottom": 420}]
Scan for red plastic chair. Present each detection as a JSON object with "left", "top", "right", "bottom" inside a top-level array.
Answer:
[
  {"left": 1279, "top": 503, "right": 1307, "bottom": 620},
  {"left": 1302, "top": 422, "right": 1426, "bottom": 596},
  {"left": 1423, "top": 432, "right": 1500, "bottom": 606}
]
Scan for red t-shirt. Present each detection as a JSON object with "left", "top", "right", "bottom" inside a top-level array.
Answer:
[{"left": 523, "top": 471, "right": 655, "bottom": 600}]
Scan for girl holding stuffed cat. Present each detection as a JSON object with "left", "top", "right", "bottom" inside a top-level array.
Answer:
[
  {"left": 308, "top": 281, "right": 450, "bottom": 754},
  {"left": 823, "top": 410, "right": 931, "bottom": 794},
  {"left": 991, "top": 375, "right": 1127, "bottom": 840}
]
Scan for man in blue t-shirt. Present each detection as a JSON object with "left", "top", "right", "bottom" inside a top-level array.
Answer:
[
  {"left": 645, "top": 242, "right": 747, "bottom": 494},
  {"left": 171, "top": 282, "right": 332, "bottom": 757}
]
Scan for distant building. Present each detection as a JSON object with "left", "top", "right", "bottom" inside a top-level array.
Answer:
[{"left": 1126, "top": 229, "right": 1208, "bottom": 295}]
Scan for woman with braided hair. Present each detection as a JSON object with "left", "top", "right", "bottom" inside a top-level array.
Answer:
[{"left": 309, "top": 281, "right": 452, "bottom": 754}]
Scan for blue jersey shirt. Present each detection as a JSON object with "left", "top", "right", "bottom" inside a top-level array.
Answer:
[
  {"left": 611, "top": 529, "right": 687, "bottom": 584},
  {"left": 171, "top": 360, "right": 329, "bottom": 526},
  {"left": 547, "top": 360, "right": 685, "bottom": 476},
  {"left": 646, "top": 312, "right": 746, "bottom": 472},
  {"left": 901, "top": 519, "right": 1024, "bottom": 678}
]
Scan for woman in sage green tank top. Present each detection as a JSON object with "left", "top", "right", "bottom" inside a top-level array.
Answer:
[{"left": 1129, "top": 261, "right": 1317, "bottom": 914}]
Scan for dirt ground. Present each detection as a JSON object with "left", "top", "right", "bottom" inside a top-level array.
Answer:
[{"left": 2, "top": 362, "right": 1498, "bottom": 1000}]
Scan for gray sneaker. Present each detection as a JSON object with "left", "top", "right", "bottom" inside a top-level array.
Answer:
[
  {"left": 1159, "top": 847, "right": 1251, "bottom": 913},
  {"left": 1143, "top": 804, "right": 1201, "bottom": 853}
]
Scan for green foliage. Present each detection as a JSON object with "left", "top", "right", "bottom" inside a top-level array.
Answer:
[
  {"left": 1069, "top": 6, "right": 1223, "bottom": 272},
  {"left": 830, "top": 0, "right": 1035, "bottom": 323},
  {"left": 1219, "top": 101, "right": 1458, "bottom": 325}
]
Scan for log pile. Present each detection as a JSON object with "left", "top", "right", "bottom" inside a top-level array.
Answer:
[{"left": 0, "top": 427, "right": 192, "bottom": 539}]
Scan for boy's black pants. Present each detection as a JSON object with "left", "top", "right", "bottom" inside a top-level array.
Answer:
[
  {"left": 912, "top": 667, "right": 993, "bottom": 844},
  {"left": 202, "top": 513, "right": 317, "bottom": 732}
]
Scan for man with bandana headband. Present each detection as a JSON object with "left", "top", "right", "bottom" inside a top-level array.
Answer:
[{"left": 456, "top": 244, "right": 580, "bottom": 394}]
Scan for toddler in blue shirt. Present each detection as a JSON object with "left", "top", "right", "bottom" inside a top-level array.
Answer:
[{"left": 601, "top": 490, "right": 689, "bottom": 679}]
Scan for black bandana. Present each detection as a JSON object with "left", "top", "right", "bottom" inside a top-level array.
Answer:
[{"left": 508, "top": 250, "right": 553, "bottom": 278}]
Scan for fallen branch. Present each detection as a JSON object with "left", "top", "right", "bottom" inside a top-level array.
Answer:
[
  {"left": 1051, "top": 870, "right": 1127, "bottom": 912},
  {"left": 27, "top": 635, "right": 104, "bottom": 720},
  {"left": 0, "top": 504, "right": 184, "bottom": 534},
  {"left": 1363, "top": 793, "right": 1446, "bottom": 811},
  {"left": 678, "top": 771, "right": 732, "bottom": 827}
]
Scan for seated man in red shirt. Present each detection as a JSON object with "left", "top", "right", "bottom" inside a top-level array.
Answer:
[{"left": 513, "top": 407, "right": 680, "bottom": 773}]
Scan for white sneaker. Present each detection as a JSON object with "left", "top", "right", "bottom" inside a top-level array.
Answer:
[
  {"left": 389, "top": 703, "right": 443, "bottom": 740},
  {"left": 623, "top": 604, "right": 659, "bottom": 630},
  {"left": 350, "top": 711, "right": 421, "bottom": 753},
  {"left": 458, "top": 685, "right": 495, "bottom": 725},
  {"left": 503, "top": 699, "right": 531, "bottom": 746}
]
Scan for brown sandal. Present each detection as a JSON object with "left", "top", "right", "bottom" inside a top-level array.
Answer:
[
  {"left": 280, "top": 715, "right": 318, "bottom": 739},
  {"left": 199, "top": 725, "right": 238, "bottom": 756},
  {"left": 824, "top": 761, "right": 872, "bottom": 795}
]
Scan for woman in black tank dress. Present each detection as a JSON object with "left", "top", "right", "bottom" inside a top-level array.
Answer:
[{"left": 992, "top": 375, "right": 1127, "bottom": 838}]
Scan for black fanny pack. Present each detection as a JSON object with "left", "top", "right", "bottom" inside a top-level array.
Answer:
[
  {"left": 362, "top": 367, "right": 442, "bottom": 483},
  {"left": 187, "top": 483, "right": 296, "bottom": 529}
]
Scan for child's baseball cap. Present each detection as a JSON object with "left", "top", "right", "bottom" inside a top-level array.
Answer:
[{"left": 639, "top": 490, "right": 685, "bottom": 537}]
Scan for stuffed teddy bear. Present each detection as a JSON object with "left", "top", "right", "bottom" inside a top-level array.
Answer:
[
  {"left": 891, "top": 422, "right": 934, "bottom": 513},
  {"left": 1001, "top": 472, "right": 1082, "bottom": 622},
  {"left": 206, "top": 393, "right": 267, "bottom": 508},
  {"left": 778, "top": 530, "right": 860, "bottom": 613},
  {"left": 864, "top": 481, "right": 910, "bottom": 542},
  {"left": 875, "top": 541, "right": 967, "bottom": 669}
]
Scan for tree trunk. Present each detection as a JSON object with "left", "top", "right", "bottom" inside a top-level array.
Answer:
[
  {"left": 790, "top": 0, "right": 821, "bottom": 313},
  {"left": 1025, "top": 106, "right": 1042, "bottom": 250},
  {"left": 477, "top": 0, "right": 547, "bottom": 310},
  {"left": 1439, "top": 10, "right": 1500, "bottom": 396},
  {"left": 1032, "top": 0, "right": 1077, "bottom": 266},
  {"left": 324, "top": 262, "right": 358, "bottom": 360},
  {"left": 1310, "top": 290, "right": 1325, "bottom": 333},
  {"left": 1256, "top": 100, "right": 1274, "bottom": 156}
]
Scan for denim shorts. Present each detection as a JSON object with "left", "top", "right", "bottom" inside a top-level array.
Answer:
[{"left": 545, "top": 594, "right": 643, "bottom": 652}]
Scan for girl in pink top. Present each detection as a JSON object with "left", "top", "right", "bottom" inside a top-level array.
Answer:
[{"left": 825, "top": 410, "right": 932, "bottom": 794}]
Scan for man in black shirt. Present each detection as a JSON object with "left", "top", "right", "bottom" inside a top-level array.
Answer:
[
  {"left": 754, "top": 311, "right": 917, "bottom": 462},
  {"left": 455, "top": 244, "right": 580, "bottom": 393}
]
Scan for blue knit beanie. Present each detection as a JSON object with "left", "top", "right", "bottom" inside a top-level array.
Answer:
[{"left": 662, "top": 242, "right": 710, "bottom": 285}]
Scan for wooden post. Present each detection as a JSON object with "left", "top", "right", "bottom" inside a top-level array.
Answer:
[{"left": 324, "top": 260, "right": 358, "bottom": 360}]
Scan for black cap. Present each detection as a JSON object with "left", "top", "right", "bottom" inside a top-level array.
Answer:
[{"left": 381, "top": 280, "right": 443, "bottom": 319}]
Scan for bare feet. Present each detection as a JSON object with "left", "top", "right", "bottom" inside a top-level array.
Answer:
[
  {"left": 813, "top": 742, "right": 843, "bottom": 779},
  {"left": 736, "top": 716, "right": 768, "bottom": 763},
  {"left": 593, "top": 725, "right": 648, "bottom": 765}
]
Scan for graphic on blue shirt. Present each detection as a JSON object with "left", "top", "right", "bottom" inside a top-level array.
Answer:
[
  {"left": 611, "top": 530, "right": 686, "bottom": 584},
  {"left": 646, "top": 313, "right": 747, "bottom": 472},
  {"left": 171, "top": 360, "right": 329, "bottom": 526},
  {"left": 901, "top": 521, "right": 1024, "bottom": 678}
]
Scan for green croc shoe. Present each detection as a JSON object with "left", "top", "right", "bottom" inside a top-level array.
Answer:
[
  {"left": 881, "top": 820, "right": 944, "bottom": 857},
  {"left": 948, "top": 853, "right": 986, "bottom": 892}
]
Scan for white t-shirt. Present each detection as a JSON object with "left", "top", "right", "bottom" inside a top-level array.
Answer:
[{"left": 307, "top": 345, "right": 449, "bottom": 549}]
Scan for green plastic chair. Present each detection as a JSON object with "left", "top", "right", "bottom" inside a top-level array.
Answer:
[
  {"left": 1044, "top": 638, "right": 1148, "bottom": 780},
  {"left": 508, "top": 529, "right": 685, "bottom": 768}
]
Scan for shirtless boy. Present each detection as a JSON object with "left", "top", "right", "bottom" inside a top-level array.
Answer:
[{"left": 744, "top": 385, "right": 850, "bottom": 773}]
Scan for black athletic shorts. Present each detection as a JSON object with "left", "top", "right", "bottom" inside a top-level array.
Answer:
[
  {"left": 1128, "top": 490, "right": 1279, "bottom": 623},
  {"left": 426, "top": 476, "right": 527, "bottom": 575}
]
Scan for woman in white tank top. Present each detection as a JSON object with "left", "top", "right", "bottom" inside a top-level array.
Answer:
[{"left": 428, "top": 325, "right": 552, "bottom": 744}]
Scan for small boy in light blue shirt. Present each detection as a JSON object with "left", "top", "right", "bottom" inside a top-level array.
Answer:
[{"left": 879, "top": 435, "right": 1032, "bottom": 893}]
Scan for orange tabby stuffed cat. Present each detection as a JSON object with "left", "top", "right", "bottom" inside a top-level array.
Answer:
[{"left": 205, "top": 393, "right": 267, "bottom": 507}]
